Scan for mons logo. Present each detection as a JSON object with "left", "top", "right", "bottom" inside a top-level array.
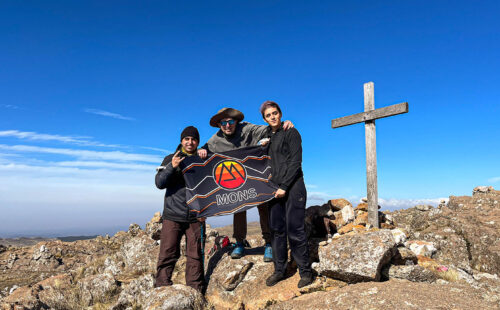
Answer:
[{"left": 213, "top": 160, "right": 247, "bottom": 190}]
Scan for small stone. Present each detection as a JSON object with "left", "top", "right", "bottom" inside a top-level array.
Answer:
[
  {"left": 329, "top": 199, "right": 352, "bottom": 211},
  {"left": 338, "top": 223, "right": 354, "bottom": 234},
  {"left": 341, "top": 205, "right": 355, "bottom": 224},
  {"left": 355, "top": 203, "right": 368, "bottom": 211},
  {"left": 128, "top": 223, "right": 142, "bottom": 236},
  {"left": 415, "top": 205, "right": 432, "bottom": 211},
  {"left": 382, "top": 265, "right": 437, "bottom": 283},
  {"left": 391, "top": 228, "right": 407, "bottom": 245},
  {"left": 405, "top": 240, "right": 437, "bottom": 257},
  {"left": 354, "top": 212, "right": 368, "bottom": 226},
  {"left": 473, "top": 186, "right": 491, "bottom": 194},
  {"left": 9, "top": 285, "right": 19, "bottom": 295}
]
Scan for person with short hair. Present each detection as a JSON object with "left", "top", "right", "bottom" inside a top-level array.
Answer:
[
  {"left": 155, "top": 126, "right": 205, "bottom": 292},
  {"left": 198, "top": 108, "right": 293, "bottom": 261},
  {"left": 259, "top": 101, "right": 313, "bottom": 288}
]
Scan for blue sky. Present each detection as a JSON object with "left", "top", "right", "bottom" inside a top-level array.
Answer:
[{"left": 1, "top": 1, "right": 498, "bottom": 237}]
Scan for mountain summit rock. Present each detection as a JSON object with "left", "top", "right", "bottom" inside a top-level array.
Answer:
[{"left": 1, "top": 186, "right": 499, "bottom": 309}]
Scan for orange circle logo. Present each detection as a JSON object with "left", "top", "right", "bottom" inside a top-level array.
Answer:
[{"left": 213, "top": 160, "right": 247, "bottom": 190}]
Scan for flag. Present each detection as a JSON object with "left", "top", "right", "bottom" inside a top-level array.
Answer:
[{"left": 181, "top": 145, "right": 277, "bottom": 218}]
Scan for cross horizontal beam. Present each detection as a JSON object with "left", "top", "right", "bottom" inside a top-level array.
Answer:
[{"left": 331, "top": 102, "right": 408, "bottom": 129}]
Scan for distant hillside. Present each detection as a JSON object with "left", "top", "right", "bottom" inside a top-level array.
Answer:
[{"left": 0, "top": 235, "right": 99, "bottom": 247}]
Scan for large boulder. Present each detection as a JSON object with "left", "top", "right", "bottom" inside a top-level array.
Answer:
[
  {"left": 146, "top": 212, "right": 163, "bottom": 241},
  {"left": 141, "top": 285, "right": 205, "bottom": 310},
  {"left": 78, "top": 273, "right": 119, "bottom": 306},
  {"left": 111, "top": 274, "right": 155, "bottom": 309},
  {"left": 118, "top": 231, "right": 158, "bottom": 275},
  {"left": 204, "top": 250, "right": 343, "bottom": 310},
  {"left": 267, "top": 279, "right": 498, "bottom": 310},
  {"left": 317, "top": 230, "right": 397, "bottom": 283},
  {"left": 37, "top": 274, "right": 74, "bottom": 309}
]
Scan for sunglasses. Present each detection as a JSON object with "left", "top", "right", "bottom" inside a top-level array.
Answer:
[{"left": 220, "top": 120, "right": 236, "bottom": 126}]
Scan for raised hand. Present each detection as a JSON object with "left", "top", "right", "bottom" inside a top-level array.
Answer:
[{"left": 171, "top": 151, "right": 185, "bottom": 168}]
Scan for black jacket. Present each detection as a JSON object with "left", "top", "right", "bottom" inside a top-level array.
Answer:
[
  {"left": 155, "top": 145, "right": 197, "bottom": 223},
  {"left": 266, "top": 125, "right": 304, "bottom": 191}
]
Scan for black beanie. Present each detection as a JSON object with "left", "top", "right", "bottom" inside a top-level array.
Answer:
[{"left": 180, "top": 126, "right": 200, "bottom": 142}]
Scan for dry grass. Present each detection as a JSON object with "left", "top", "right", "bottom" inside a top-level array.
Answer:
[{"left": 214, "top": 221, "right": 262, "bottom": 238}]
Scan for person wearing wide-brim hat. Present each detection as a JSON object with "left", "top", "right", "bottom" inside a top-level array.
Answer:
[
  {"left": 198, "top": 107, "right": 294, "bottom": 262},
  {"left": 209, "top": 108, "right": 245, "bottom": 127}
]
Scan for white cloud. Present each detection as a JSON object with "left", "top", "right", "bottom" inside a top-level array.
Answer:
[
  {"left": 0, "top": 104, "right": 19, "bottom": 109},
  {"left": 487, "top": 177, "right": 500, "bottom": 183},
  {"left": 140, "top": 146, "right": 171, "bottom": 153},
  {"left": 307, "top": 191, "right": 336, "bottom": 205},
  {"left": 0, "top": 144, "right": 162, "bottom": 163},
  {"left": 84, "top": 108, "right": 135, "bottom": 121},
  {"left": 56, "top": 160, "right": 156, "bottom": 171},
  {"left": 0, "top": 130, "right": 121, "bottom": 148}
]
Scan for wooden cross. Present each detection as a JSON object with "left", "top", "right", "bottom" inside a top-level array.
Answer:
[{"left": 331, "top": 82, "right": 408, "bottom": 227}]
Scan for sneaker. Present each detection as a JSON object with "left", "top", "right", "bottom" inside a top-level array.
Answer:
[
  {"left": 297, "top": 274, "right": 314, "bottom": 288},
  {"left": 263, "top": 244, "right": 273, "bottom": 262},
  {"left": 266, "top": 272, "right": 285, "bottom": 287},
  {"left": 230, "top": 242, "right": 245, "bottom": 259}
]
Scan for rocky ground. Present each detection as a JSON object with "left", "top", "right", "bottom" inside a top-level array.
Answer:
[{"left": 1, "top": 186, "right": 499, "bottom": 310}]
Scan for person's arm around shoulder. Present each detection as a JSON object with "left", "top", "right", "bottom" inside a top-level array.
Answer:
[
  {"left": 241, "top": 122, "right": 268, "bottom": 141},
  {"left": 198, "top": 133, "right": 218, "bottom": 159}
]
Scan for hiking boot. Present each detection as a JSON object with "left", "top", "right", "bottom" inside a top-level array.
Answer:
[
  {"left": 266, "top": 272, "right": 285, "bottom": 287},
  {"left": 230, "top": 242, "right": 245, "bottom": 259},
  {"left": 297, "top": 274, "right": 314, "bottom": 288},
  {"left": 263, "top": 244, "right": 273, "bottom": 262}
]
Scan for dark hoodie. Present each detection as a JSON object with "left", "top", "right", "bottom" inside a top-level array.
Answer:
[
  {"left": 265, "top": 125, "right": 304, "bottom": 191},
  {"left": 155, "top": 144, "right": 197, "bottom": 223}
]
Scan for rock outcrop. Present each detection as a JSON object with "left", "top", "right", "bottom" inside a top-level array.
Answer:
[
  {"left": 391, "top": 187, "right": 500, "bottom": 275},
  {"left": 1, "top": 186, "right": 499, "bottom": 309}
]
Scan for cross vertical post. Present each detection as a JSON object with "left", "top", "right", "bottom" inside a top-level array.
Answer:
[
  {"left": 331, "top": 82, "right": 408, "bottom": 228},
  {"left": 364, "top": 82, "right": 378, "bottom": 227}
]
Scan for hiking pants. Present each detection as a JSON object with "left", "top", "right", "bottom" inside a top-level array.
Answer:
[
  {"left": 269, "top": 177, "right": 312, "bottom": 278},
  {"left": 155, "top": 219, "right": 205, "bottom": 291},
  {"left": 233, "top": 204, "right": 271, "bottom": 244}
]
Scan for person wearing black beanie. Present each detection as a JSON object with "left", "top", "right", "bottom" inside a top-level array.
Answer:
[
  {"left": 154, "top": 125, "right": 205, "bottom": 292},
  {"left": 180, "top": 126, "right": 200, "bottom": 143}
]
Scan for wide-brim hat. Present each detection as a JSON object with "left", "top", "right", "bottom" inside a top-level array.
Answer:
[{"left": 209, "top": 108, "right": 244, "bottom": 127}]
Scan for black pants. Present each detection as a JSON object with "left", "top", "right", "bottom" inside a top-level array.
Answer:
[
  {"left": 269, "top": 177, "right": 311, "bottom": 278},
  {"left": 155, "top": 219, "right": 205, "bottom": 291}
]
